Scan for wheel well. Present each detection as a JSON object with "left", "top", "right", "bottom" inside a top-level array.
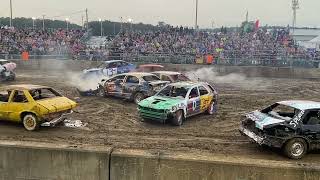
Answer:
[
  {"left": 282, "top": 137, "right": 310, "bottom": 150},
  {"left": 20, "top": 112, "right": 36, "bottom": 122}
]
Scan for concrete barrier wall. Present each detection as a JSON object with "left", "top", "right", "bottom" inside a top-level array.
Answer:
[
  {"left": 111, "top": 149, "right": 320, "bottom": 180},
  {"left": 0, "top": 141, "right": 319, "bottom": 180},
  {"left": 0, "top": 141, "right": 110, "bottom": 180}
]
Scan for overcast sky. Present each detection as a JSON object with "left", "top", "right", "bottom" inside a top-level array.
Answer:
[{"left": 0, "top": 0, "right": 318, "bottom": 28}]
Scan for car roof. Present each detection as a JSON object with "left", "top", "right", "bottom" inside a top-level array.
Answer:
[
  {"left": 117, "top": 72, "right": 156, "bottom": 77},
  {"left": 278, "top": 100, "right": 320, "bottom": 110},
  {"left": 104, "top": 60, "right": 125, "bottom": 64},
  {"left": 168, "top": 81, "right": 203, "bottom": 88},
  {"left": 139, "top": 64, "right": 164, "bottom": 68},
  {"left": 153, "top": 71, "right": 181, "bottom": 75},
  {"left": 4, "top": 84, "right": 50, "bottom": 91}
]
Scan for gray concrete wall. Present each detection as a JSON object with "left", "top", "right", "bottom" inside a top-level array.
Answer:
[
  {"left": 111, "top": 149, "right": 320, "bottom": 180},
  {"left": 0, "top": 141, "right": 110, "bottom": 180},
  {"left": 12, "top": 59, "right": 320, "bottom": 79},
  {"left": 0, "top": 141, "right": 319, "bottom": 180}
]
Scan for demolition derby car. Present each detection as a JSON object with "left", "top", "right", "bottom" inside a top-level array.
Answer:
[
  {"left": 0, "top": 85, "right": 77, "bottom": 131},
  {"left": 134, "top": 64, "right": 164, "bottom": 72},
  {"left": 98, "top": 72, "right": 169, "bottom": 104},
  {"left": 81, "top": 60, "right": 135, "bottom": 79},
  {"left": 152, "top": 71, "right": 190, "bottom": 83},
  {"left": 138, "top": 81, "right": 218, "bottom": 126},
  {"left": 240, "top": 100, "right": 320, "bottom": 159},
  {"left": 0, "top": 59, "right": 16, "bottom": 81}
]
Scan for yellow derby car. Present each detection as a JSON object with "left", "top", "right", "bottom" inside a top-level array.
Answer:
[{"left": 0, "top": 84, "right": 77, "bottom": 131}]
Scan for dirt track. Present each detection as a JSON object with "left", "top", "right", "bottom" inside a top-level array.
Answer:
[{"left": 2, "top": 67, "right": 320, "bottom": 163}]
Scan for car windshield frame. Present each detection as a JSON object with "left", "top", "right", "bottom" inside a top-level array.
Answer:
[
  {"left": 261, "top": 103, "right": 301, "bottom": 121},
  {"left": 29, "top": 88, "right": 62, "bottom": 101},
  {"left": 156, "top": 84, "right": 191, "bottom": 99},
  {"left": 142, "top": 75, "right": 160, "bottom": 82}
]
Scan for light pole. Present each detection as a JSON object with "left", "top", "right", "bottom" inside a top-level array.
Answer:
[
  {"left": 195, "top": 0, "right": 198, "bottom": 30},
  {"left": 42, "top": 15, "right": 45, "bottom": 30},
  {"left": 65, "top": 18, "right": 69, "bottom": 31},
  {"left": 9, "top": 0, "right": 13, "bottom": 27},
  {"left": 32, "top": 17, "right": 36, "bottom": 29},
  {"left": 99, "top": 18, "right": 103, "bottom": 36}
]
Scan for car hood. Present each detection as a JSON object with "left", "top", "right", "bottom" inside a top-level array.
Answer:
[
  {"left": 139, "top": 96, "right": 184, "bottom": 110},
  {"left": 83, "top": 68, "right": 102, "bottom": 73},
  {"left": 246, "top": 110, "right": 285, "bottom": 130},
  {"left": 37, "top": 97, "right": 77, "bottom": 114}
]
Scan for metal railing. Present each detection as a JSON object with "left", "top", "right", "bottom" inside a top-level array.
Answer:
[{"left": 1, "top": 50, "right": 319, "bottom": 68}]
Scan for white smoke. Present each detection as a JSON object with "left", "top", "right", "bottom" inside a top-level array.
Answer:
[
  {"left": 66, "top": 71, "right": 106, "bottom": 91},
  {"left": 185, "top": 67, "right": 269, "bottom": 89}
]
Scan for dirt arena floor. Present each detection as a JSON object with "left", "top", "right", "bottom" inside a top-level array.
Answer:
[{"left": 2, "top": 66, "right": 320, "bottom": 163}]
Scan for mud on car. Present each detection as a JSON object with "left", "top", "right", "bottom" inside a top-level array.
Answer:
[
  {"left": 98, "top": 73, "right": 169, "bottom": 104},
  {"left": 240, "top": 100, "right": 320, "bottom": 159},
  {"left": 0, "top": 85, "right": 77, "bottom": 131},
  {"left": 138, "top": 81, "right": 218, "bottom": 126}
]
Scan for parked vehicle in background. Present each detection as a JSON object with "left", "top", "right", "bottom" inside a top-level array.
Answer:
[
  {"left": 0, "top": 59, "right": 16, "bottom": 81},
  {"left": 0, "top": 85, "right": 77, "bottom": 131},
  {"left": 135, "top": 64, "right": 164, "bottom": 72},
  {"left": 240, "top": 100, "right": 320, "bottom": 159},
  {"left": 138, "top": 81, "right": 218, "bottom": 126},
  {"left": 152, "top": 71, "right": 190, "bottom": 83},
  {"left": 98, "top": 73, "right": 169, "bottom": 104}
]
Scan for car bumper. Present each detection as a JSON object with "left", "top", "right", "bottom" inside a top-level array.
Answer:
[
  {"left": 138, "top": 109, "right": 169, "bottom": 123},
  {"left": 41, "top": 111, "right": 73, "bottom": 127},
  {"left": 239, "top": 124, "right": 284, "bottom": 148}
]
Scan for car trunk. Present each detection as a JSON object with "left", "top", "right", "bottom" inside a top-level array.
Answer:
[{"left": 36, "top": 97, "right": 76, "bottom": 114}]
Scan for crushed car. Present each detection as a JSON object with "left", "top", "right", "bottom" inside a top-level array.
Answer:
[
  {"left": 0, "top": 59, "right": 16, "bottom": 81},
  {"left": 138, "top": 81, "right": 218, "bottom": 126},
  {"left": 98, "top": 73, "right": 169, "bottom": 104},
  {"left": 152, "top": 71, "right": 190, "bottom": 83},
  {"left": 77, "top": 60, "right": 136, "bottom": 96},
  {"left": 240, "top": 100, "right": 320, "bottom": 159},
  {"left": 0, "top": 85, "right": 77, "bottom": 131}
]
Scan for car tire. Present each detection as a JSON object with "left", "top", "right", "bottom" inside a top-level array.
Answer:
[
  {"left": 172, "top": 110, "right": 184, "bottom": 126},
  {"left": 207, "top": 101, "right": 216, "bottom": 115},
  {"left": 133, "top": 93, "right": 145, "bottom": 104},
  {"left": 98, "top": 86, "right": 106, "bottom": 97},
  {"left": 283, "top": 138, "right": 308, "bottom": 159},
  {"left": 23, "top": 114, "right": 39, "bottom": 131}
]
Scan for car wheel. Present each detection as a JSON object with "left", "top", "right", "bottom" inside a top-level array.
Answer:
[
  {"left": 133, "top": 93, "right": 145, "bottom": 104},
  {"left": 172, "top": 110, "right": 184, "bottom": 126},
  {"left": 207, "top": 101, "right": 216, "bottom": 115},
  {"left": 284, "top": 138, "right": 308, "bottom": 159},
  {"left": 23, "top": 114, "right": 39, "bottom": 131},
  {"left": 98, "top": 86, "right": 106, "bottom": 97}
]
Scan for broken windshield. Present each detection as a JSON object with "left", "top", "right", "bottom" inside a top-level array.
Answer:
[
  {"left": 261, "top": 103, "right": 300, "bottom": 121},
  {"left": 157, "top": 85, "right": 189, "bottom": 98}
]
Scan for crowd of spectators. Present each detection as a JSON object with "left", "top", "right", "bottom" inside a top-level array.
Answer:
[
  {"left": 0, "top": 26, "right": 86, "bottom": 56},
  {"left": 0, "top": 25, "right": 319, "bottom": 63}
]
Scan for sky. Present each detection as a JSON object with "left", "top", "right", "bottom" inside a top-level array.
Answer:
[{"left": 0, "top": 0, "right": 318, "bottom": 28}]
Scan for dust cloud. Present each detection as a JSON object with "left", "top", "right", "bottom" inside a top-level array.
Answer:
[{"left": 185, "top": 67, "right": 270, "bottom": 90}]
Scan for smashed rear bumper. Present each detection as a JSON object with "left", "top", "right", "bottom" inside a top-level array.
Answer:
[
  {"left": 41, "top": 111, "right": 73, "bottom": 127},
  {"left": 239, "top": 124, "right": 284, "bottom": 148}
]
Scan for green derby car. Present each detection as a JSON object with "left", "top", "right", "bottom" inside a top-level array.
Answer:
[{"left": 138, "top": 81, "right": 218, "bottom": 126}]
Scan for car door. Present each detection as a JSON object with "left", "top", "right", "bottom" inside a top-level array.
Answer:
[
  {"left": 105, "top": 75, "right": 126, "bottom": 96},
  {"left": 123, "top": 75, "right": 140, "bottom": 98},
  {"left": 186, "top": 87, "right": 201, "bottom": 116},
  {"left": 103, "top": 62, "right": 118, "bottom": 76},
  {"left": 300, "top": 110, "right": 320, "bottom": 141},
  {"left": 0, "top": 91, "right": 12, "bottom": 120},
  {"left": 198, "top": 85, "right": 211, "bottom": 112},
  {"left": 118, "top": 61, "right": 130, "bottom": 73},
  {"left": 5, "top": 90, "right": 32, "bottom": 122}
]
